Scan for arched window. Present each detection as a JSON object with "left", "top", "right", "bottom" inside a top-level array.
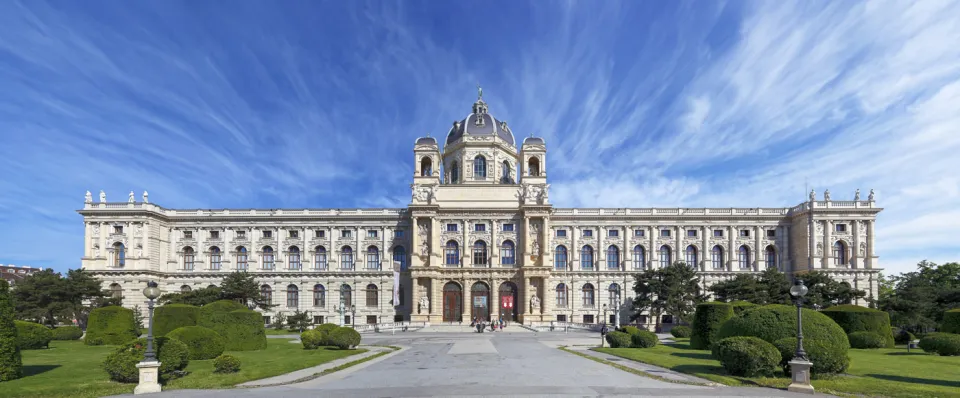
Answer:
[
  {"left": 738, "top": 245, "right": 751, "bottom": 269},
  {"left": 286, "top": 284, "right": 299, "bottom": 308},
  {"left": 500, "top": 160, "right": 512, "bottom": 183},
  {"left": 262, "top": 246, "right": 274, "bottom": 269},
  {"left": 633, "top": 245, "right": 646, "bottom": 270},
  {"left": 445, "top": 240, "right": 460, "bottom": 266},
  {"left": 833, "top": 241, "right": 847, "bottom": 267},
  {"left": 313, "top": 284, "right": 325, "bottom": 307},
  {"left": 366, "top": 246, "right": 380, "bottom": 270},
  {"left": 181, "top": 285, "right": 192, "bottom": 293},
  {"left": 659, "top": 245, "right": 672, "bottom": 268},
  {"left": 341, "top": 284, "right": 352, "bottom": 307},
  {"left": 581, "top": 245, "right": 594, "bottom": 270},
  {"left": 712, "top": 246, "right": 724, "bottom": 269},
  {"left": 183, "top": 247, "right": 195, "bottom": 270},
  {"left": 365, "top": 283, "right": 378, "bottom": 307},
  {"left": 528, "top": 157, "right": 541, "bottom": 176},
  {"left": 474, "top": 155, "right": 487, "bottom": 179},
  {"left": 450, "top": 161, "right": 460, "bottom": 184},
  {"left": 582, "top": 283, "right": 595, "bottom": 307},
  {"left": 393, "top": 246, "right": 407, "bottom": 270},
  {"left": 501, "top": 240, "right": 515, "bottom": 265},
  {"left": 765, "top": 245, "right": 777, "bottom": 269},
  {"left": 606, "top": 245, "right": 620, "bottom": 269},
  {"left": 609, "top": 283, "right": 621, "bottom": 308},
  {"left": 555, "top": 245, "right": 568, "bottom": 270},
  {"left": 685, "top": 245, "right": 698, "bottom": 268},
  {"left": 236, "top": 246, "right": 248, "bottom": 270},
  {"left": 420, "top": 156, "right": 432, "bottom": 177},
  {"left": 260, "top": 285, "right": 272, "bottom": 304},
  {"left": 210, "top": 247, "right": 222, "bottom": 270},
  {"left": 288, "top": 246, "right": 301, "bottom": 270},
  {"left": 314, "top": 246, "right": 327, "bottom": 270},
  {"left": 473, "top": 241, "right": 488, "bottom": 265},
  {"left": 109, "top": 283, "right": 122, "bottom": 299},
  {"left": 556, "top": 283, "right": 568, "bottom": 307},
  {"left": 340, "top": 246, "right": 354, "bottom": 270},
  {"left": 113, "top": 242, "right": 126, "bottom": 267}
]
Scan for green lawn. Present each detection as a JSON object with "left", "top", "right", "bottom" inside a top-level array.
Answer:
[
  {"left": 596, "top": 342, "right": 960, "bottom": 398},
  {"left": 265, "top": 328, "right": 300, "bottom": 335},
  {"left": 6, "top": 339, "right": 365, "bottom": 398}
]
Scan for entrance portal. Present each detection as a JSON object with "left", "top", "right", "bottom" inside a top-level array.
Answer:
[
  {"left": 498, "top": 281, "right": 519, "bottom": 321},
  {"left": 442, "top": 282, "right": 462, "bottom": 322},
  {"left": 471, "top": 282, "right": 490, "bottom": 321}
]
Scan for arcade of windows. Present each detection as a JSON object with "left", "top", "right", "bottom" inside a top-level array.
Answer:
[
  {"left": 552, "top": 283, "right": 623, "bottom": 309},
  {"left": 252, "top": 283, "right": 392, "bottom": 309},
  {"left": 175, "top": 244, "right": 408, "bottom": 271},
  {"left": 550, "top": 243, "right": 783, "bottom": 270}
]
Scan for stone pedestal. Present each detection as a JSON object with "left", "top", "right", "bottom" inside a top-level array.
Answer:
[
  {"left": 787, "top": 359, "right": 815, "bottom": 394},
  {"left": 134, "top": 360, "right": 162, "bottom": 394}
]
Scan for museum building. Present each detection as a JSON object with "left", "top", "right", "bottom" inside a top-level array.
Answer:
[{"left": 78, "top": 92, "right": 883, "bottom": 327}]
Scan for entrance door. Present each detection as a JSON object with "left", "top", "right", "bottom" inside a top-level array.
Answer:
[
  {"left": 471, "top": 282, "right": 490, "bottom": 321},
  {"left": 442, "top": 282, "right": 462, "bottom": 322},
  {"left": 498, "top": 281, "right": 519, "bottom": 321}
]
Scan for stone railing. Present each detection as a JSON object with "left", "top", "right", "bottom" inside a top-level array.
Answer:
[
  {"left": 551, "top": 208, "right": 791, "bottom": 216},
  {"left": 82, "top": 203, "right": 408, "bottom": 218}
]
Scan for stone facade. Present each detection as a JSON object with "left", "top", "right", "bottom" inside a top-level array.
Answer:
[{"left": 78, "top": 93, "right": 882, "bottom": 327}]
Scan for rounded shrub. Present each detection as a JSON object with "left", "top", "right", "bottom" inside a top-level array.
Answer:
[
  {"left": 714, "top": 336, "right": 781, "bottom": 377},
  {"left": 102, "top": 337, "right": 190, "bottom": 383},
  {"left": 166, "top": 326, "right": 226, "bottom": 360},
  {"left": 201, "top": 300, "right": 247, "bottom": 314},
  {"left": 0, "top": 280, "right": 22, "bottom": 382},
  {"left": 690, "top": 302, "right": 734, "bottom": 349},
  {"left": 198, "top": 304, "right": 266, "bottom": 351},
  {"left": 772, "top": 337, "right": 850, "bottom": 375},
  {"left": 821, "top": 304, "right": 894, "bottom": 347},
  {"left": 630, "top": 330, "right": 659, "bottom": 348},
  {"left": 942, "top": 309, "right": 960, "bottom": 334},
  {"left": 154, "top": 304, "right": 200, "bottom": 336},
  {"left": 919, "top": 333, "right": 960, "bottom": 356},
  {"left": 715, "top": 304, "right": 850, "bottom": 375},
  {"left": 893, "top": 328, "right": 916, "bottom": 345},
  {"left": 315, "top": 323, "right": 341, "bottom": 345},
  {"left": 301, "top": 329, "right": 324, "bottom": 350},
  {"left": 848, "top": 331, "right": 886, "bottom": 349},
  {"left": 14, "top": 321, "right": 53, "bottom": 349},
  {"left": 85, "top": 306, "right": 138, "bottom": 346},
  {"left": 618, "top": 325, "right": 641, "bottom": 336},
  {"left": 213, "top": 354, "right": 241, "bottom": 373},
  {"left": 729, "top": 301, "right": 758, "bottom": 315},
  {"left": 605, "top": 331, "right": 632, "bottom": 348},
  {"left": 51, "top": 326, "right": 83, "bottom": 341},
  {"left": 327, "top": 327, "right": 361, "bottom": 349},
  {"left": 670, "top": 325, "right": 692, "bottom": 338}
]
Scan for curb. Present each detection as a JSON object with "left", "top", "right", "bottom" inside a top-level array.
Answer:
[{"left": 237, "top": 345, "right": 401, "bottom": 388}]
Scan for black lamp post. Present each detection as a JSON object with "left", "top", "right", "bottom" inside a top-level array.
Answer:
[
  {"left": 789, "top": 279, "right": 809, "bottom": 361},
  {"left": 141, "top": 281, "right": 161, "bottom": 362}
]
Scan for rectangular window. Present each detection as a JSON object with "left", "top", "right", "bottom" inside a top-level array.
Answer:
[
  {"left": 446, "top": 223, "right": 458, "bottom": 232},
  {"left": 113, "top": 226, "right": 124, "bottom": 234},
  {"left": 315, "top": 230, "right": 325, "bottom": 238},
  {"left": 583, "top": 229, "right": 593, "bottom": 237},
  {"left": 237, "top": 230, "right": 246, "bottom": 239},
  {"left": 556, "top": 229, "right": 567, "bottom": 237},
  {"left": 366, "top": 315, "right": 377, "bottom": 324},
  {"left": 367, "top": 230, "right": 378, "bottom": 238},
  {"left": 687, "top": 229, "right": 697, "bottom": 237},
  {"left": 288, "top": 230, "right": 298, "bottom": 239},
  {"left": 341, "top": 230, "right": 351, "bottom": 238},
  {"left": 183, "top": 231, "right": 192, "bottom": 239},
  {"left": 608, "top": 229, "right": 619, "bottom": 237},
  {"left": 502, "top": 223, "right": 514, "bottom": 232},
  {"left": 474, "top": 223, "right": 486, "bottom": 232},
  {"left": 835, "top": 224, "right": 847, "bottom": 232},
  {"left": 210, "top": 231, "right": 220, "bottom": 239},
  {"left": 713, "top": 229, "right": 723, "bottom": 237},
  {"left": 583, "top": 314, "right": 595, "bottom": 324},
  {"left": 740, "top": 229, "right": 750, "bottom": 237},
  {"left": 344, "top": 315, "right": 351, "bottom": 325},
  {"left": 394, "top": 230, "right": 404, "bottom": 238},
  {"left": 660, "top": 229, "right": 670, "bottom": 237},
  {"left": 634, "top": 229, "right": 645, "bottom": 237},
  {"left": 263, "top": 230, "right": 272, "bottom": 238},
  {"left": 767, "top": 229, "right": 776, "bottom": 238},
  {"left": 313, "top": 316, "right": 324, "bottom": 325},
  {"left": 557, "top": 315, "right": 567, "bottom": 322}
]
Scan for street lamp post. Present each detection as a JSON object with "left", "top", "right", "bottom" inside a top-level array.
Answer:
[
  {"left": 335, "top": 294, "right": 346, "bottom": 326},
  {"left": 135, "top": 281, "right": 162, "bottom": 395},
  {"left": 787, "top": 280, "right": 814, "bottom": 394},
  {"left": 351, "top": 305, "right": 357, "bottom": 327},
  {"left": 614, "top": 292, "right": 621, "bottom": 329},
  {"left": 601, "top": 304, "right": 608, "bottom": 347}
]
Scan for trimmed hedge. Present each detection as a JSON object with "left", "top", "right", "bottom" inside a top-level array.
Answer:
[
  {"left": 315, "top": 323, "right": 340, "bottom": 346},
  {"left": 154, "top": 304, "right": 200, "bottom": 336},
  {"left": 0, "top": 280, "right": 22, "bottom": 381},
  {"left": 691, "top": 302, "right": 734, "bottom": 350},
  {"left": 14, "top": 321, "right": 52, "bottom": 349},
  {"left": 919, "top": 333, "right": 960, "bottom": 356},
  {"left": 201, "top": 300, "right": 247, "bottom": 314},
  {"left": 605, "top": 331, "right": 632, "bottom": 348},
  {"left": 213, "top": 354, "right": 241, "bottom": 373},
  {"left": 848, "top": 331, "right": 887, "bottom": 349},
  {"left": 771, "top": 337, "right": 849, "bottom": 375},
  {"left": 715, "top": 336, "right": 781, "bottom": 377},
  {"left": 198, "top": 308, "right": 266, "bottom": 351},
  {"left": 85, "top": 306, "right": 138, "bottom": 346},
  {"left": 301, "top": 329, "right": 324, "bottom": 349},
  {"left": 730, "top": 301, "right": 758, "bottom": 315},
  {"left": 167, "top": 326, "right": 226, "bottom": 360},
  {"left": 670, "top": 325, "right": 692, "bottom": 338},
  {"left": 715, "top": 304, "right": 850, "bottom": 375},
  {"left": 630, "top": 330, "right": 659, "bottom": 348},
  {"left": 327, "top": 327, "right": 361, "bottom": 349},
  {"left": 821, "top": 304, "right": 895, "bottom": 348},
  {"left": 102, "top": 337, "right": 190, "bottom": 382},
  {"left": 618, "top": 325, "right": 641, "bottom": 336},
  {"left": 52, "top": 326, "right": 83, "bottom": 341},
  {"left": 942, "top": 309, "right": 960, "bottom": 334}
]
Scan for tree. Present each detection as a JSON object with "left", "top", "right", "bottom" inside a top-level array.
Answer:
[
  {"left": 219, "top": 272, "right": 273, "bottom": 310},
  {"left": 630, "top": 262, "right": 707, "bottom": 329},
  {"left": 271, "top": 312, "right": 287, "bottom": 330},
  {"left": 133, "top": 305, "right": 145, "bottom": 331},
  {"left": 11, "top": 269, "right": 64, "bottom": 326},
  {"left": 878, "top": 260, "right": 960, "bottom": 332},
  {"left": 62, "top": 269, "right": 115, "bottom": 329},
  {"left": 159, "top": 286, "right": 223, "bottom": 306},
  {"left": 756, "top": 268, "right": 792, "bottom": 305},
  {"left": 794, "top": 271, "right": 866, "bottom": 309},
  {"left": 286, "top": 310, "right": 311, "bottom": 333},
  {"left": 709, "top": 274, "right": 760, "bottom": 303}
]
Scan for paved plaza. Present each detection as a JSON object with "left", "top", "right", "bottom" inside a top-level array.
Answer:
[{"left": 125, "top": 331, "right": 833, "bottom": 397}]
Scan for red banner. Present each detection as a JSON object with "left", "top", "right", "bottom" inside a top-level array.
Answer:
[{"left": 501, "top": 296, "right": 513, "bottom": 309}]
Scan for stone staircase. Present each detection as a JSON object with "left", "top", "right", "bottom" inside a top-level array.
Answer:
[{"left": 418, "top": 323, "right": 533, "bottom": 333}]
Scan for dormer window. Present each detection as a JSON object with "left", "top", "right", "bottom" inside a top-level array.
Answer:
[{"left": 474, "top": 155, "right": 487, "bottom": 180}]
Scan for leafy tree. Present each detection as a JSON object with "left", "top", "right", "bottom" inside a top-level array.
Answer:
[
  {"left": 757, "top": 268, "right": 792, "bottom": 305},
  {"left": 62, "top": 269, "right": 116, "bottom": 329},
  {"left": 878, "top": 260, "right": 960, "bottom": 332},
  {"left": 219, "top": 272, "right": 272, "bottom": 310},
  {"left": 630, "top": 262, "right": 707, "bottom": 329},
  {"left": 708, "top": 269, "right": 791, "bottom": 305},
  {"left": 286, "top": 310, "right": 311, "bottom": 333},
  {"left": 271, "top": 312, "right": 287, "bottom": 330},
  {"left": 159, "top": 286, "right": 223, "bottom": 307},
  {"left": 11, "top": 269, "right": 64, "bottom": 326},
  {"left": 132, "top": 305, "right": 145, "bottom": 330},
  {"left": 793, "top": 271, "right": 866, "bottom": 309}
]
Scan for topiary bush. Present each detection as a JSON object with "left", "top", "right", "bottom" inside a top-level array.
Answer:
[
  {"left": 670, "top": 325, "right": 692, "bottom": 338},
  {"left": 201, "top": 300, "right": 247, "bottom": 314},
  {"left": 942, "top": 309, "right": 960, "bottom": 334},
  {"left": 327, "top": 327, "right": 361, "bottom": 349},
  {"left": 893, "top": 328, "right": 917, "bottom": 345},
  {"left": 821, "top": 304, "right": 895, "bottom": 348},
  {"left": 690, "top": 302, "right": 734, "bottom": 349},
  {"left": 715, "top": 304, "right": 850, "bottom": 375},
  {"left": 102, "top": 337, "right": 190, "bottom": 383},
  {"left": 0, "top": 280, "right": 22, "bottom": 381},
  {"left": 729, "top": 301, "right": 757, "bottom": 315},
  {"left": 919, "top": 333, "right": 960, "bottom": 356},
  {"left": 14, "top": 321, "right": 53, "bottom": 349},
  {"left": 315, "top": 323, "right": 340, "bottom": 345},
  {"left": 618, "top": 325, "right": 641, "bottom": 336},
  {"left": 154, "top": 304, "right": 200, "bottom": 336},
  {"left": 848, "top": 331, "right": 887, "bottom": 349},
  {"left": 630, "top": 330, "right": 659, "bottom": 348},
  {"left": 51, "top": 326, "right": 83, "bottom": 341},
  {"left": 714, "top": 336, "right": 781, "bottom": 377},
  {"left": 198, "top": 303, "right": 266, "bottom": 351},
  {"left": 166, "top": 326, "right": 226, "bottom": 360},
  {"left": 213, "top": 354, "right": 241, "bottom": 373},
  {"left": 301, "top": 329, "right": 324, "bottom": 350},
  {"left": 85, "top": 306, "right": 138, "bottom": 346},
  {"left": 605, "top": 331, "right": 632, "bottom": 348},
  {"left": 772, "top": 337, "right": 850, "bottom": 375}
]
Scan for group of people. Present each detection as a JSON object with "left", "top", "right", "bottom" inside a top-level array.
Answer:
[{"left": 471, "top": 317, "right": 508, "bottom": 333}]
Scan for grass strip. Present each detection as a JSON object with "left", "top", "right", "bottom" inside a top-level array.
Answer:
[{"left": 557, "top": 346, "right": 710, "bottom": 387}]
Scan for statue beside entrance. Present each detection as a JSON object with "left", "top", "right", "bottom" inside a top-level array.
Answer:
[
  {"left": 530, "top": 295, "right": 540, "bottom": 312},
  {"left": 418, "top": 295, "right": 429, "bottom": 314}
]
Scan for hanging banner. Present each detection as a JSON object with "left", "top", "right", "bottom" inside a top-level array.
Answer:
[
  {"left": 501, "top": 296, "right": 513, "bottom": 309},
  {"left": 392, "top": 261, "right": 401, "bottom": 307}
]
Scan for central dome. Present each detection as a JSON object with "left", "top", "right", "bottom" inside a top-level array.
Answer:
[{"left": 445, "top": 96, "right": 516, "bottom": 147}]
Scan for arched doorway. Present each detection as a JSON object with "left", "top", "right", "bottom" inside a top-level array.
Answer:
[
  {"left": 471, "top": 282, "right": 490, "bottom": 322},
  {"left": 442, "top": 282, "right": 462, "bottom": 322},
  {"left": 498, "top": 282, "right": 519, "bottom": 322}
]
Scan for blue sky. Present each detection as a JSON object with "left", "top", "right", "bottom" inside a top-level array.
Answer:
[{"left": 1, "top": 1, "right": 959, "bottom": 276}]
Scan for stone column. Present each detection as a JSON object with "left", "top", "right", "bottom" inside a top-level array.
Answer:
[
  {"left": 727, "top": 226, "right": 735, "bottom": 271},
  {"left": 622, "top": 226, "right": 628, "bottom": 271},
  {"left": 852, "top": 220, "right": 860, "bottom": 269},
  {"left": 431, "top": 217, "right": 440, "bottom": 267},
  {"left": 675, "top": 226, "right": 682, "bottom": 264},
  {"left": 462, "top": 219, "right": 470, "bottom": 268},
  {"left": 491, "top": 219, "right": 498, "bottom": 267},
  {"left": 430, "top": 278, "right": 439, "bottom": 321},
  {"left": 597, "top": 223, "right": 605, "bottom": 270},
  {"left": 543, "top": 276, "right": 553, "bottom": 318},
  {"left": 867, "top": 220, "right": 875, "bottom": 269},
  {"left": 542, "top": 216, "right": 551, "bottom": 268},
  {"left": 329, "top": 227, "right": 337, "bottom": 269},
  {"left": 755, "top": 226, "right": 762, "bottom": 271},
  {"left": 381, "top": 226, "right": 388, "bottom": 271},
  {"left": 411, "top": 277, "right": 421, "bottom": 320},
  {"left": 823, "top": 220, "right": 832, "bottom": 268},
  {"left": 355, "top": 226, "right": 362, "bottom": 270},
  {"left": 571, "top": 226, "right": 578, "bottom": 271},
  {"left": 701, "top": 226, "right": 708, "bottom": 271},
  {"left": 523, "top": 277, "right": 532, "bottom": 323},
  {"left": 648, "top": 226, "right": 656, "bottom": 269}
]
